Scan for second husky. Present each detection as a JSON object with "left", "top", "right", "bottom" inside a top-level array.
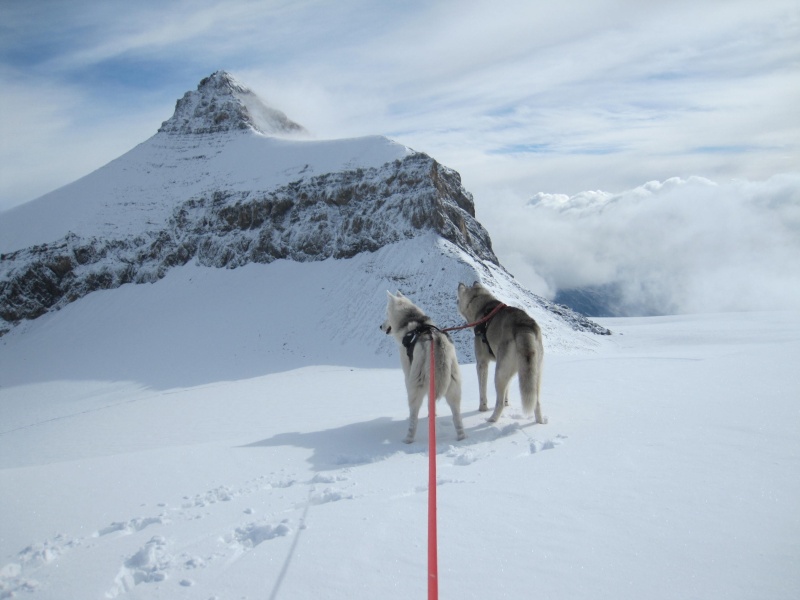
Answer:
[
  {"left": 457, "top": 281, "right": 546, "bottom": 424},
  {"left": 381, "top": 291, "right": 465, "bottom": 443}
]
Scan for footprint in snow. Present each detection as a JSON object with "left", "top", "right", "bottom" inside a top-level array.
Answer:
[
  {"left": 528, "top": 435, "right": 568, "bottom": 454},
  {"left": 445, "top": 445, "right": 488, "bottom": 466},
  {"left": 310, "top": 472, "right": 349, "bottom": 484},
  {"left": 308, "top": 487, "right": 354, "bottom": 506},
  {"left": 224, "top": 520, "right": 291, "bottom": 549},
  {"left": 106, "top": 535, "right": 172, "bottom": 598},
  {"left": 95, "top": 516, "right": 168, "bottom": 537}
]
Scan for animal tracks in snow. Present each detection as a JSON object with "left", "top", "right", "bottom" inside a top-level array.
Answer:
[
  {"left": 528, "top": 434, "right": 568, "bottom": 454},
  {"left": 225, "top": 520, "right": 291, "bottom": 550},
  {"left": 107, "top": 536, "right": 171, "bottom": 598},
  {"left": 96, "top": 516, "right": 169, "bottom": 538},
  {"left": 0, "top": 534, "right": 81, "bottom": 597},
  {"left": 441, "top": 413, "right": 568, "bottom": 464},
  {"left": 0, "top": 420, "right": 566, "bottom": 598},
  {"left": 0, "top": 469, "right": 356, "bottom": 598}
]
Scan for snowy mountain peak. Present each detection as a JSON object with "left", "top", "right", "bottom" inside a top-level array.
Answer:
[
  {"left": 158, "top": 70, "right": 307, "bottom": 136},
  {"left": 0, "top": 72, "right": 610, "bottom": 347}
]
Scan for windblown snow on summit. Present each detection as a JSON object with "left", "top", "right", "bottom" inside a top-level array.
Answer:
[{"left": 158, "top": 71, "right": 308, "bottom": 136}]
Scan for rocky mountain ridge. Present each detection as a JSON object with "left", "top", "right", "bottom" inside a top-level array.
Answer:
[{"left": 0, "top": 152, "right": 496, "bottom": 326}]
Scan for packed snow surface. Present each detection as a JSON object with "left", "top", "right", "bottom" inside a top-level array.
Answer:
[{"left": 0, "top": 262, "right": 798, "bottom": 598}]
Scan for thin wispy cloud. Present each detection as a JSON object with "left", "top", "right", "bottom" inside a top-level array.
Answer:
[{"left": 1, "top": 0, "right": 798, "bottom": 313}]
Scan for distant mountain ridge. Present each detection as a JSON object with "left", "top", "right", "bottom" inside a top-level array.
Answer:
[{"left": 0, "top": 71, "right": 610, "bottom": 349}]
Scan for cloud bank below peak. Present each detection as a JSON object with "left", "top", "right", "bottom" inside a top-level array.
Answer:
[{"left": 483, "top": 174, "right": 800, "bottom": 316}]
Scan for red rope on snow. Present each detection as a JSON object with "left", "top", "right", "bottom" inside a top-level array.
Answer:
[
  {"left": 428, "top": 339, "right": 438, "bottom": 600},
  {"left": 426, "top": 301, "right": 506, "bottom": 599}
]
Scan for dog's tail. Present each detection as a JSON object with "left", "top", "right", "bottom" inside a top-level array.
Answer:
[
  {"left": 432, "top": 333, "right": 458, "bottom": 399},
  {"left": 407, "top": 332, "right": 448, "bottom": 398},
  {"left": 516, "top": 325, "right": 544, "bottom": 423}
]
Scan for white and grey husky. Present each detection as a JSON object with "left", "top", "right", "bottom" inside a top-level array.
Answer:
[
  {"left": 380, "top": 291, "right": 465, "bottom": 443},
  {"left": 457, "top": 282, "right": 546, "bottom": 424}
]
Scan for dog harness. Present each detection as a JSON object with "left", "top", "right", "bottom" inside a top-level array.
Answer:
[
  {"left": 474, "top": 301, "right": 505, "bottom": 358},
  {"left": 402, "top": 322, "right": 440, "bottom": 362}
]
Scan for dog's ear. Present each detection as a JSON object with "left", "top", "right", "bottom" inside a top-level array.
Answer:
[
  {"left": 396, "top": 291, "right": 404, "bottom": 297},
  {"left": 458, "top": 282, "right": 466, "bottom": 292}
]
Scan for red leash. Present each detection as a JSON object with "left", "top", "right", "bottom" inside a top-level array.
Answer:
[
  {"left": 441, "top": 302, "right": 507, "bottom": 333},
  {"left": 427, "top": 301, "right": 506, "bottom": 599},
  {"left": 428, "top": 339, "right": 438, "bottom": 600}
]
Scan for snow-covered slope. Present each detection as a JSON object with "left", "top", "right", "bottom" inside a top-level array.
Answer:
[
  {"left": 0, "top": 124, "right": 409, "bottom": 253},
  {"left": 0, "top": 235, "right": 603, "bottom": 392},
  {"left": 1, "top": 309, "right": 797, "bottom": 599},
  {"left": 0, "top": 70, "right": 608, "bottom": 347}
]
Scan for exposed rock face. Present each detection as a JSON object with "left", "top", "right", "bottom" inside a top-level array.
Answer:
[
  {"left": 158, "top": 71, "right": 306, "bottom": 136},
  {"left": 192, "top": 154, "right": 495, "bottom": 266},
  {"left": 0, "top": 153, "right": 496, "bottom": 329}
]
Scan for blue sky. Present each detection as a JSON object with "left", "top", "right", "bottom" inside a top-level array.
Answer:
[
  {"left": 1, "top": 0, "right": 798, "bottom": 211},
  {"left": 1, "top": 0, "right": 799, "bottom": 314}
]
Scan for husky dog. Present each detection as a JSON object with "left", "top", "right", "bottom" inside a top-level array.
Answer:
[
  {"left": 380, "top": 291, "right": 465, "bottom": 443},
  {"left": 457, "top": 282, "right": 546, "bottom": 424}
]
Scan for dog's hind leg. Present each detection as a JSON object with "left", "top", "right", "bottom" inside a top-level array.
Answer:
[
  {"left": 489, "top": 356, "right": 516, "bottom": 423},
  {"left": 444, "top": 376, "right": 466, "bottom": 441},
  {"left": 517, "top": 334, "right": 547, "bottom": 424},
  {"left": 475, "top": 339, "right": 490, "bottom": 412},
  {"left": 532, "top": 345, "right": 546, "bottom": 424},
  {"left": 404, "top": 389, "right": 424, "bottom": 444}
]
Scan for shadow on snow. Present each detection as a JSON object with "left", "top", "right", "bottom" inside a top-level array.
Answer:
[{"left": 239, "top": 409, "right": 541, "bottom": 471}]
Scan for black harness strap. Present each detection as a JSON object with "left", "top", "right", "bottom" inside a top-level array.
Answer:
[
  {"left": 402, "top": 322, "right": 440, "bottom": 362},
  {"left": 474, "top": 301, "right": 504, "bottom": 358}
]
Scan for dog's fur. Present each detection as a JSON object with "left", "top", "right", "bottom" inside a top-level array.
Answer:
[
  {"left": 457, "top": 282, "right": 546, "bottom": 424},
  {"left": 380, "top": 291, "right": 465, "bottom": 443}
]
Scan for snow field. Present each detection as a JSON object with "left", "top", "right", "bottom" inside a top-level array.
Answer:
[{"left": 1, "top": 311, "right": 798, "bottom": 599}]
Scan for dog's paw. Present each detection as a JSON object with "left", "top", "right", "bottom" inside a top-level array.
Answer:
[
  {"left": 478, "top": 404, "right": 489, "bottom": 412},
  {"left": 539, "top": 416, "right": 549, "bottom": 425},
  {"left": 486, "top": 416, "right": 498, "bottom": 423},
  {"left": 456, "top": 432, "right": 467, "bottom": 441},
  {"left": 402, "top": 436, "right": 415, "bottom": 444}
]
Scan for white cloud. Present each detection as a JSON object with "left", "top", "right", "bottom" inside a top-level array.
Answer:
[
  {"left": 2, "top": 2, "right": 797, "bottom": 206},
  {"left": 481, "top": 174, "right": 800, "bottom": 314},
  {"left": 0, "top": 68, "right": 167, "bottom": 209}
]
